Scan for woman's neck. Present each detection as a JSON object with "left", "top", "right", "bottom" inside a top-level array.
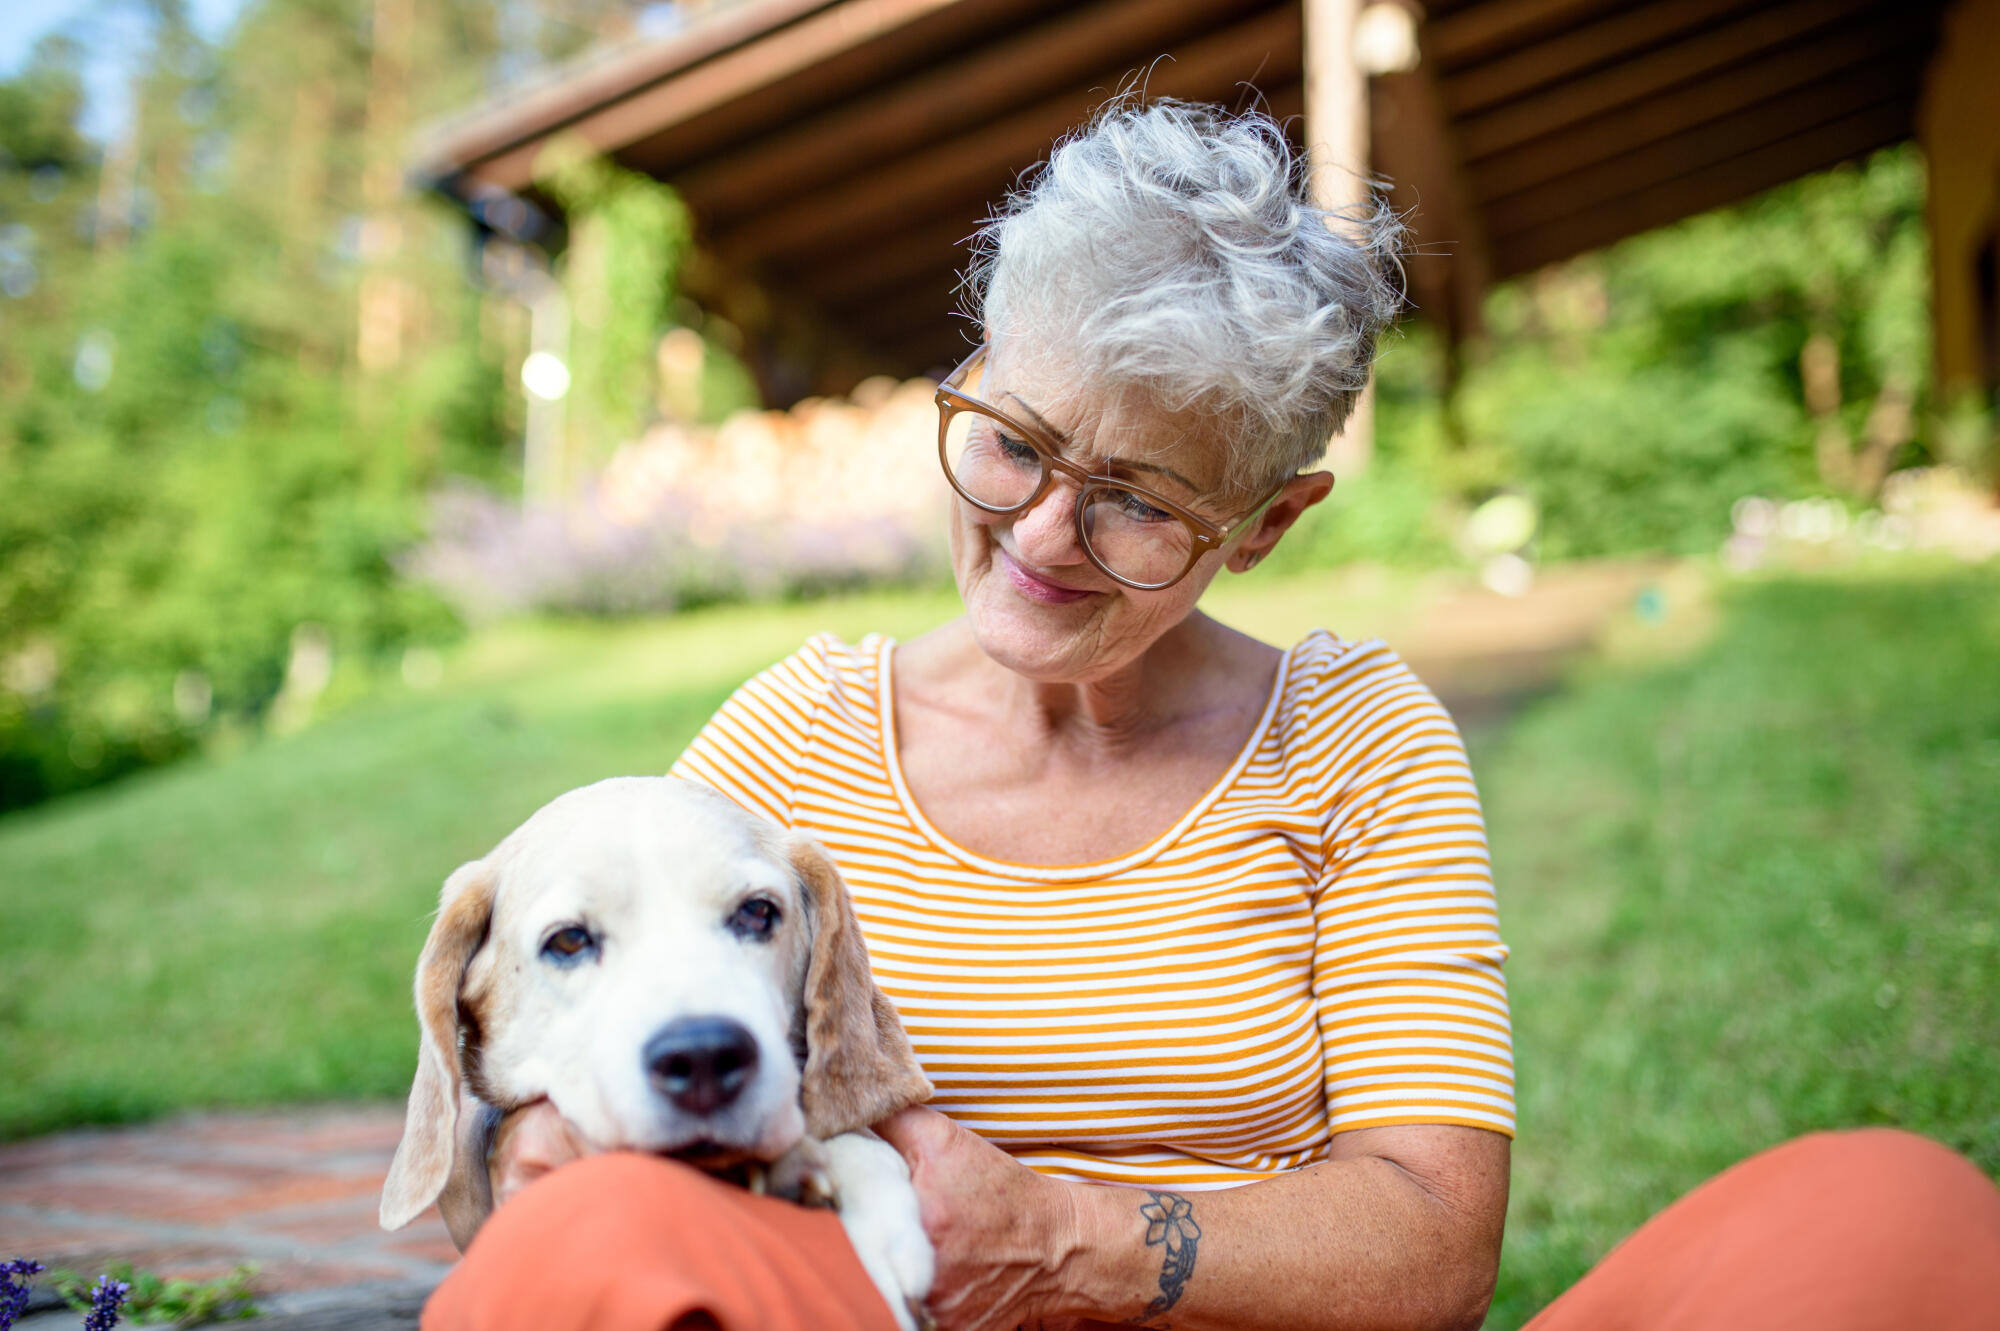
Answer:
[{"left": 953, "top": 612, "right": 1246, "bottom": 760}]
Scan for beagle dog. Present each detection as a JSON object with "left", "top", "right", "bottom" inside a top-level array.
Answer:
[{"left": 378, "top": 776, "right": 936, "bottom": 1329}]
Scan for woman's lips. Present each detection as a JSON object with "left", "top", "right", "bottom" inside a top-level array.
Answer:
[{"left": 999, "top": 549, "right": 1094, "bottom": 604}]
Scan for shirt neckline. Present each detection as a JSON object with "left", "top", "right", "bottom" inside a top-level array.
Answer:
[{"left": 873, "top": 635, "right": 1294, "bottom": 881}]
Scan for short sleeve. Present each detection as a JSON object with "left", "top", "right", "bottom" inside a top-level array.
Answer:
[
  {"left": 1307, "top": 644, "right": 1515, "bottom": 1137},
  {"left": 668, "top": 635, "right": 837, "bottom": 828}
]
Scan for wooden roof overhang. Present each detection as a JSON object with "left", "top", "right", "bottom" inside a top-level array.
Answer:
[{"left": 415, "top": 0, "right": 1953, "bottom": 384}]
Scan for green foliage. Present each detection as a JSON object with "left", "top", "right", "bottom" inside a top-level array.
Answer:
[
  {"left": 0, "top": 1, "right": 520, "bottom": 811},
  {"left": 1476, "top": 564, "right": 2000, "bottom": 1325},
  {"left": 52, "top": 1263, "right": 259, "bottom": 1326},
  {"left": 539, "top": 143, "right": 694, "bottom": 477},
  {"left": 1443, "top": 145, "right": 1934, "bottom": 559}
]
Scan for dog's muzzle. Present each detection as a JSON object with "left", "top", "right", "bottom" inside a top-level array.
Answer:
[{"left": 644, "top": 1015, "right": 760, "bottom": 1116}]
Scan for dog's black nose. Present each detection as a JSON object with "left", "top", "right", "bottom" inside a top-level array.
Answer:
[{"left": 644, "top": 1016, "right": 760, "bottom": 1115}]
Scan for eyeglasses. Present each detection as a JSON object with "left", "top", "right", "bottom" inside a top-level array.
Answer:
[{"left": 934, "top": 344, "right": 1287, "bottom": 591}]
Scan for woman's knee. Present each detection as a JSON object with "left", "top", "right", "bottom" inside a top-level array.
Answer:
[
  {"left": 1742, "top": 1127, "right": 1998, "bottom": 1220},
  {"left": 425, "top": 1155, "right": 753, "bottom": 1331}
]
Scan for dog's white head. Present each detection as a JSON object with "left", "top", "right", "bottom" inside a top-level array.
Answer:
[{"left": 379, "top": 776, "right": 931, "bottom": 1230}]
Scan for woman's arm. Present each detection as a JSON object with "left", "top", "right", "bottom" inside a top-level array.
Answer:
[{"left": 879, "top": 1108, "right": 1508, "bottom": 1331}]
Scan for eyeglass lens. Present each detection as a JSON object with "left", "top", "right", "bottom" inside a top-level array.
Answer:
[{"left": 942, "top": 404, "right": 1195, "bottom": 587}]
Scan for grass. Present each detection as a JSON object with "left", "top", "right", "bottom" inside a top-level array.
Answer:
[
  {"left": 3, "top": 560, "right": 1996, "bottom": 1326},
  {"left": 1476, "top": 562, "right": 2000, "bottom": 1326}
]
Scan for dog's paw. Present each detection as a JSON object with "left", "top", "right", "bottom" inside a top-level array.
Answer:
[
  {"left": 764, "top": 1137, "right": 838, "bottom": 1208},
  {"left": 821, "top": 1132, "right": 934, "bottom": 1331}
]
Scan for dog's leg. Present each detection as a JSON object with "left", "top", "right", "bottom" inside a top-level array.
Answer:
[{"left": 820, "top": 1130, "right": 935, "bottom": 1331}]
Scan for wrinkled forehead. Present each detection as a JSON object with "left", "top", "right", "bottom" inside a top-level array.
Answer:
[{"left": 492, "top": 783, "right": 794, "bottom": 920}]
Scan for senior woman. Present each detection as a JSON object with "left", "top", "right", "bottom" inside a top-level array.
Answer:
[{"left": 422, "top": 102, "right": 2000, "bottom": 1331}]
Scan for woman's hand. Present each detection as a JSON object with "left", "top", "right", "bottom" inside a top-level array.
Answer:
[
  {"left": 487, "top": 1098, "right": 595, "bottom": 1207},
  {"left": 436, "top": 1094, "right": 594, "bottom": 1251},
  {"left": 877, "top": 1106, "right": 1081, "bottom": 1331}
]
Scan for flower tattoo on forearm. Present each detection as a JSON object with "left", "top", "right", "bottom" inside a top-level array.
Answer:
[{"left": 1135, "top": 1190, "right": 1200, "bottom": 1322}]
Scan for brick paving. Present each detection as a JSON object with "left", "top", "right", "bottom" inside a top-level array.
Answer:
[{"left": 0, "top": 1104, "right": 450, "bottom": 1325}]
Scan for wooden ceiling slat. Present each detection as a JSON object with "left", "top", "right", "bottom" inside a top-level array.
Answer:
[
  {"left": 459, "top": 0, "right": 975, "bottom": 194},
  {"left": 672, "top": 0, "right": 1275, "bottom": 227},
  {"left": 1451, "top": 0, "right": 1804, "bottom": 118},
  {"left": 788, "top": 210, "right": 991, "bottom": 304},
  {"left": 714, "top": 5, "right": 1305, "bottom": 263},
  {"left": 1482, "top": 62, "right": 1917, "bottom": 238},
  {"left": 414, "top": 0, "right": 836, "bottom": 179},
  {"left": 793, "top": 75, "right": 1302, "bottom": 307},
  {"left": 880, "top": 324, "right": 971, "bottom": 378},
  {"left": 1490, "top": 98, "right": 1911, "bottom": 275},
  {"left": 1468, "top": 12, "right": 1929, "bottom": 204},
  {"left": 617, "top": 0, "right": 1078, "bottom": 179},
  {"left": 1456, "top": 0, "right": 1887, "bottom": 163},
  {"left": 1425, "top": 0, "right": 1626, "bottom": 71},
  {"left": 838, "top": 271, "right": 969, "bottom": 343}
]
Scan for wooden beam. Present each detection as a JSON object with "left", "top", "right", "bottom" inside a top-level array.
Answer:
[
  {"left": 672, "top": 0, "right": 1274, "bottom": 227},
  {"left": 1304, "top": 0, "right": 1374, "bottom": 470},
  {"left": 1425, "top": 0, "right": 1626, "bottom": 70},
  {"left": 1466, "top": 10, "right": 1930, "bottom": 203},
  {"left": 880, "top": 321, "right": 976, "bottom": 379},
  {"left": 790, "top": 209, "right": 991, "bottom": 305},
  {"left": 1455, "top": 0, "right": 1886, "bottom": 162},
  {"left": 413, "top": 0, "right": 837, "bottom": 183},
  {"left": 804, "top": 82, "right": 1309, "bottom": 338},
  {"left": 1489, "top": 99, "right": 1913, "bottom": 276},
  {"left": 714, "top": 5, "right": 1306, "bottom": 263},
  {"left": 454, "top": 0, "right": 978, "bottom": 195},
  {"left": 1481, "top": 65, "right": 1921, "bottom": 238},
  {"left": 616, "top": 0, "right": 1077, "bottom": 180},
  {"left": 1371, "top": 48, "right": 1491, "bottom": 342},
  {"left": 842, "top": 276, "right": 974, "bottom": 347}
]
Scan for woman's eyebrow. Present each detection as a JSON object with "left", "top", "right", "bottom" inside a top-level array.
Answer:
[{"left": 999, "top": 390, "right": 1200, "bottom": 494}]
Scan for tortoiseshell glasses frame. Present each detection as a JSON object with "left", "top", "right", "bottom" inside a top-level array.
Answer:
[{"left": 934, "top": 343, "right": 1288, "bottom": 591}]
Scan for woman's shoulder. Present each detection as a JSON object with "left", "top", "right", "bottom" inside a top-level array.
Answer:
[
  {"left": 750, "top": 631, "right": 892, "bottom": 698},
  {"left": 1274, "top": 628, "right": 1458, "bottom": 745}
]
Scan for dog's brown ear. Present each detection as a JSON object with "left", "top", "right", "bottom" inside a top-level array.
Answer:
[
  {"left": 790, "top": 834, "right": 932, "bottom": 1138},
  {"left": 380, "top": 859, "right": 495, "bottom": 1230}
]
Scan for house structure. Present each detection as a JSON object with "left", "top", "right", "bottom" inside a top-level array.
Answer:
[{"left": 413, "top": 0, "right": 2000, "bottom": 471}]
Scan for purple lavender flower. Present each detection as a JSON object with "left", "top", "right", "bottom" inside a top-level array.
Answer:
[
  {"left": 80, "top": 1274, "right": 129, "bottom": 1331},
  {"left": 1, "top": 1260, "right": 46, "bottom": 1331}
]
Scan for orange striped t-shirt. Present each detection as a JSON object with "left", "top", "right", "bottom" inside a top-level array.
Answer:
[{"left": 670, "top": 630, "right": 1513, "bottom": 1190}]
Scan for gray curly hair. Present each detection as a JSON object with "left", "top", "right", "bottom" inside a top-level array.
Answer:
[{"left": 963, "top": 98, "right": 1405, "bottom": 497}]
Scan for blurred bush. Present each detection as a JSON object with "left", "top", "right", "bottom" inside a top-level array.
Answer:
[
  {"left": 1454, "top": 144, "right": 1934, "bottom": 559},
  {"left": 406, "top": 377, "right": 950, "bottom": 616},
  {"left": 0, "top": 8, "right": 511, "bottom": 811}
]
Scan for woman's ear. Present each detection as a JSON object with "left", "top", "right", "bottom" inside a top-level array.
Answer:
[
  {"left": 789, "top": 834, "right": 933, "bottom": 1138},
  {"left": 1231, "top": 471, "right": 1335, "bottom": 572},
  {"left": 380, "top": 859, "right": 495, "bottom": 1230}
]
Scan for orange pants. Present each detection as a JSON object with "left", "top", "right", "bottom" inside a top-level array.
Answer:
[{"left": 423, "top": 1129, "right": 2000, "bottom": 1331}]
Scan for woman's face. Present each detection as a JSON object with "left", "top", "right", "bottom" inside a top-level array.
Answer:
[{"left": 946, "top": 342, "right": 1251, "bottom": 685}]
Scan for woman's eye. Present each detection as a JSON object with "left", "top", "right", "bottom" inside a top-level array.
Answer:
[
  {"left": 996, "top": 432, "right": 1039, "bottom": 464},
  {"left": 541, "top": 925, "right": 596, "bottom": 961},
  {"left": 729, "top": 898, "right": 780, "bottom": 941},
  {"left": 1108, "top": 487, "right": 1173, "bottom": 523}
]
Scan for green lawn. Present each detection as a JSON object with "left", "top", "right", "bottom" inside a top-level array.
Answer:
[
  {"left": 1479, "top": 563, "right": 2000, "bottom": 1325},
  {"left": 2, "top": 562, "right": 1995, "bottom": 1327}
]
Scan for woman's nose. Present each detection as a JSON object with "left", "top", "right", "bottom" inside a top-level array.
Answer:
[{"left": 1008, "top": 477, "right": 1086, "bottom": 564}]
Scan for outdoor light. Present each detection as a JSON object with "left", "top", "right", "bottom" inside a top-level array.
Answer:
[
  {"left": 1354, "top": 2, "right": 1421, "bottom": 75},
  {"left": 521, "top": 349, "right": 571, "bottom": 401}
]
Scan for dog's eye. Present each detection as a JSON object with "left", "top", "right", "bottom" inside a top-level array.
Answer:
[
  {"left": 541, "top": 925, "right": 597, "bottom": 962},
  {"left": 729, "top": 897, "right": 780, "bottom": 941}
]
